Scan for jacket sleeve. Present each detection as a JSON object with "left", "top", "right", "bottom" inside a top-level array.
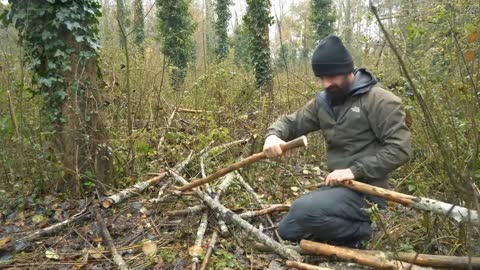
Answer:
[
  {"left": 265, "top": 98, "right": 321, "bottom": 141},
  {"left": 349, "top": 88, "right": 411, "bottom": 181}
]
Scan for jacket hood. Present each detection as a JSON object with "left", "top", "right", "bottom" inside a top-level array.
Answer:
[{"left": 350, "top": 68, "right": 377, "bottom": 95}]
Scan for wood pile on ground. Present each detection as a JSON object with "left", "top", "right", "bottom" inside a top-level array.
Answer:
[{"left": 1, "top": 136, "right": 479, "bottom": 269}]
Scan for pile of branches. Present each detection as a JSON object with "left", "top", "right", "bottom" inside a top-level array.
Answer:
[{"left": 1, "top": 135, "right": 479, "bottom": 269}]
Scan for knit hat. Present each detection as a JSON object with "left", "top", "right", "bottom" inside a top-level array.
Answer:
[{"left": 312, "top": 35, "right": 354, "bottom": 77}]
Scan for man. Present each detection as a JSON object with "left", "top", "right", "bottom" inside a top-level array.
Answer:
[{"left": 263, "top": 35, "right": 411, "bottom": 247}]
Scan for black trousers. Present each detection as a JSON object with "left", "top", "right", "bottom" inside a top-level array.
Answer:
[{"left": 278, "top": 186, "right": 383, "bottom": 244}]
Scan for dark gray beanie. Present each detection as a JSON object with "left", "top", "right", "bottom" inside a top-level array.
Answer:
[{"left": 312, "top": 35, "right": 354, "bottom": 77}]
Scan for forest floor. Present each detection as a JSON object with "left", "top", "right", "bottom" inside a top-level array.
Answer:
[{"left": 0, "top": 140, "right": 429, "bottom": 270}]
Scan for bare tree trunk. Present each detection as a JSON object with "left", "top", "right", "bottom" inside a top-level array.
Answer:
[{"left": 57, "top": 31, "right": 114, "bottom": 194}]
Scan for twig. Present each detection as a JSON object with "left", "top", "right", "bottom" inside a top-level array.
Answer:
[
  {"left": 94, "top": 208, "right": 129, "bottom": 270},
  {"left": 156, "top": 108, "right": 177, "bottom": 153},
  {"left": 239, "top": 204, "right": 290, "bottom": 219},
  {"left": 286, "top": 261, "right": 332, "bottom": 270},
  {"left": 213, "top": 173, "right": 236, "bottom": 236},
  {"left": 199, "top": 232, "right": 218, "bottom": 270},
  {"left": 177, "top": 108, "right": 212, "bottom": 114},
  {"left": 168, "top": 169, "right": 302, "bottom": 261},
  {"left": 191, "top": 212, "right": 209, "bottom": 270},
  {"left": 5, "top": 202, "right": 90, "bottom": 253},
  {"left": 236, "top": 172, "right": 283, "bottom": 241},
  {"left": 103, "top": 151, "right": 194, "bottom": 208},
  {"left": 166, "top": 205, "right": 207, "bottom": 217}
]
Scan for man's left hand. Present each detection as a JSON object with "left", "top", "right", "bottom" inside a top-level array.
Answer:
[{"left": 325, "top": 169, "right": 354, "bottom": 186}]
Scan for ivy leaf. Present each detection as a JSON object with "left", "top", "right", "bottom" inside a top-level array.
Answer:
[
  {"left": 65, "top": 21, "right": 80, "bottom": 30},
  {"left": 38, "top": 77, "right": 55, "bottom": 87},
  {"left": 74, "top": 35, "right": 85, "bottom": 42},
  {"left": 56, "top": 90, "right": 67, "bottom": 100}
]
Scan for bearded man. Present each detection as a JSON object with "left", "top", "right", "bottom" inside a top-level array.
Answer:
[{"left": 263, "top": 35, "right": 411, "bottom": 247}]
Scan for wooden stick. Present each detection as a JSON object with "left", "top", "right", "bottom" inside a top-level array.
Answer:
[
  {"left": 177, "top": 108, "right": 212, "bottom": 114},
  {"left": 3, "top": 203, "right": 90, "bottom": 253},
  {"left": 102, "top": 151, "right": 193, "bottom": 208},
  {"left": 199, "top": 232, "right": 218, "bottom": 270},
  {"left": 94, "top": 208, "right": 129, "bottom": 270},
  {"left": 236, "top": 172, "right": 283, "bottom": 241},
  {"left": 257, "top": 242, "right": 480, "bottom": 269},
  {"left": 178, "top": 136, "right": 307, "bottom": 192},
  {"left": 166, "top": 205, "right": 207, "bottom": 217},
  {"left": 300, "top": 240, "right": 430, "bottom": 270},
  {"left": 156, "top": 108, "right": 177, "bottom": 152},
  {"left": 239, "top": 204, "right": 290, "bottom": 219},
  {"left": 168, "top": 169, "right": 302, "bottom": 261},
  {"left": 360, "top": 250, "right": 480, "bottom": 269},
  {"left": 285, "top": 261, "right": 332, "bottom": 270},
  {"left": 213, "top": 173, "right": 236, "bottom": 236},
  {"left": 190, "top": 212, "right": 208, "bottom": 270},
  {"left": 339, "top": 180, "right": 479, "bottom": 225}
]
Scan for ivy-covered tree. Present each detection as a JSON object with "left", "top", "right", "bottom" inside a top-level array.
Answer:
[
  {"left": 244, "top": 0, "right": 274, "bottom": 95},
  {"left": 214, "top": 0, "right": 232, "bottom": 61},
  {"left": 156, "top": 0, "right": 196, "bottom": 90},
  {"left": 116, "top": 0, "right": 129, "bottom": 48},
  {"left": 133, "top": 0, "right": 145, "bottom": 47},
  {"left": 310, "top": 0, "right": 335, "bottom": 43},
  {"left": 3, "top": 0, "right": 114, "bottom": 194}
]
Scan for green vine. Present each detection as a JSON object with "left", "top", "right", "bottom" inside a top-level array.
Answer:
[
  {"left": 2, "top": 0, "right": 102, "bottom": 126},
  {"left": 156, "top": 0, "right": 196, "bottom": 90},
  {"left": 215, "top": 0, "right": 232, "bottom": 61},
  {"left": 133, "top": 0, "right": 145, "bottom": 47},
  {"left": 244, "top": 0, "right": 274, "bottom": 94},
  {"left": 310, "top": 0, "right": 335, "bottom": 43}
]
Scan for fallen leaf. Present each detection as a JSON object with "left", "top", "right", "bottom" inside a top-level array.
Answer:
[
  {"left": 467, "top": 31, "right": 478, "bottom": 43},
  {"left": 32, "top": 214, "right": 45, "bottom": 224},
  {"left": 142, "top": 240, "right": 158, "bottom": 257},
  {"left": 290, "top": 187, "right": 299, "bottom": 192},
  {"left": 465, "top": 50, "right": 474, "bottom": 61},
  {"left": 0, "top": 237, "right": 11, "bottom": 249},
  {"left": 188, "top": 245, "right": 203, "bottom": 257},
  {"left": 45, "top": 248, "right": 60, "bottom": 260},
  {"left": 153, "top": 256, "right": 164, "bottom": 270}
]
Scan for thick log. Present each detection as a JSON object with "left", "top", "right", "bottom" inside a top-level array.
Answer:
[
  {"left": 300, "top": 240, "right": 429, "bottom": 270},
  {"left": 257, "top": 242, "right": 480, "bottom": 269},
  {"left": 339, "top": 180, "right": 479, "bottom": 225},
  {"left": 102, "top": 151, "right": 193, "bottom": 208},
  {"left": 177, "top": 136, "right": 307, "bottom": 192},
  {"left": 94, "top": 208, "right": 129, "bottom": 270},
  {"left": 285, "top": 261, "right": 332, "bottom": 270},
  {"left": 168, "top": 169, "right": 302, "bottom": 261},
  {"left": 360, "top": 250, "right": 480, "bottom": 269}
]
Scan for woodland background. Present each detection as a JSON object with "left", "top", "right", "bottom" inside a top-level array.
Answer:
[{"left": 0, "top": 0, "right": 479, "bottom": 269}]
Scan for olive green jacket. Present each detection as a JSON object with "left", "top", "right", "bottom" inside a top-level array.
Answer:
[{"left": 265, "top": 69, "right": 411, "bottom": 187}]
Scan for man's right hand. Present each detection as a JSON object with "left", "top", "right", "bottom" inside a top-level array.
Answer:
[{"left": 263, "top": 135, "right": 286, "bottom": 158}]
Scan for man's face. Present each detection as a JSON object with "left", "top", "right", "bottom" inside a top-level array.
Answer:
[{"left": 319, "top": 74, "right": 353, "bottom": 102}]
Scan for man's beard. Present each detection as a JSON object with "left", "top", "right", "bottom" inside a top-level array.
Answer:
[{"left": 325, "top": 76, "right": 351, "bottom": 105}]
